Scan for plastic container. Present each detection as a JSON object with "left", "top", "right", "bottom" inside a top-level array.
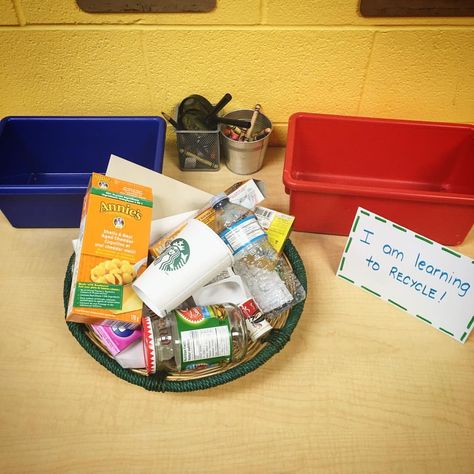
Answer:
[
  {"left": 142, "top": 304, "right": 248, "bottom": 374},
  {"left": 0, "top": 116, "right": 166, "bottom": 228},
  {"left": 284, "top": 113, "right": 474, "bottom": 245}
]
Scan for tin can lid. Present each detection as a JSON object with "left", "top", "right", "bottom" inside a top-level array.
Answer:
[{"left": 142, "top": 316, "right": 156, "bottom": 375}]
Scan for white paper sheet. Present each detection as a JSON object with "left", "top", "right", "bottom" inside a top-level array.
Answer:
[
  {"left": 337, "top": 207, "right": 474, "bottom": 343},
  {"left": 105, "top": 154, "right": 212, "bottom": 219}
]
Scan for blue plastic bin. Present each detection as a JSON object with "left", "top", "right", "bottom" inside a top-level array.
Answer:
[{"left": 0, "top": 116, "right": 166, "bottom": 228}]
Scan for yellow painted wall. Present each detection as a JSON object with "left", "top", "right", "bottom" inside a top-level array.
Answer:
[{"left": 1, "top": 1, "right": 473, "bottom": 145}]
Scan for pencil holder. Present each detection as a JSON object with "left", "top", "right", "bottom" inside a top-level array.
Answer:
[
  {"left": 220, "top": 109, "right": 272, "bottom": 175},
  {"left": 176, "top": 129, "right": 220, "bottom": 171}
]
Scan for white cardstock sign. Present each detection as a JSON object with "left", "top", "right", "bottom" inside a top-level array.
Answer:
[{"left": 337, "top": 208, "right": 474, "bottom": 343}]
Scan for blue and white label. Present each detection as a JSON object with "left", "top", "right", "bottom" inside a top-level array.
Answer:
[
  {"left": 111, "top": 322, "right": 135, "bottom": 337},
  {"left": 220, "top": 216, "right": 266, "bottom": 255}
]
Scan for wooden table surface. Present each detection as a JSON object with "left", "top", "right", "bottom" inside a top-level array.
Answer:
[{"left": 1, "top": 146, "right": 473, "bottom": 474}]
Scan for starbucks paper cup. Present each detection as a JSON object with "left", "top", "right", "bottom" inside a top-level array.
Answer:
[{"left": 133, "top": 219, "right": 233, "bottom": 317}]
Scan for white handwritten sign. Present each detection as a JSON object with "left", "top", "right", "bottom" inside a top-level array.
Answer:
[{"left": 337, "top": 208, "right": 474, "bottom": 343}]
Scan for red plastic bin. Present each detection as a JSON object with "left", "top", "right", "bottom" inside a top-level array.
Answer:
[{"left": 283, "top": 113, "right": 474, "bottom": 245}]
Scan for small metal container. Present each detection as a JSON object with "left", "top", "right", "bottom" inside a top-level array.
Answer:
[{"left": 220, "top": 110, "right": 272, "bottom": 175}]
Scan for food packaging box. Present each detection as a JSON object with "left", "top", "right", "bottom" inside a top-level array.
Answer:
[
  {"left": 66, "top": 173, "right": 152, "bottom": 325},
  {"left": 91, "top": 323, "right": 142, "bottom": 356},
  {"left": 284, "top": 113, "right": 474, "bottom": 245}
]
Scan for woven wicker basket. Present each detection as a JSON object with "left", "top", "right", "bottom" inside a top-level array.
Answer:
[{"left": 63, "top": 239, "right": 307, "bottom": 392}]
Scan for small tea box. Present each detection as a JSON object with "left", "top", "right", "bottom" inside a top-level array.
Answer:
[{"left": 91, "top": 322, "right": 142, "bottom": 356}]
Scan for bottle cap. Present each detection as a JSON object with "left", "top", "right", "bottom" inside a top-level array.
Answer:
[
  {"left": 245, "top": 319, "right": 272, "bottom": 342},
  {"left": 142, "top": 316, "right": 157, "bottom": 375},
  {"left": 210, "top": 192, "right": 229, "bottom": 208}
]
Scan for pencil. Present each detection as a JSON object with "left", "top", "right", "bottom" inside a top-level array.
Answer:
[
  {"left": 245, "top": 104, "right": 261, "bottom": 140},
  {"left": 161, "top": 112, "right": 179, "bottom": 129}
]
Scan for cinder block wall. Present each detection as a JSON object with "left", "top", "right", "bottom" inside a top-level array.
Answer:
[{"left": 1, "top": 1, "right": 473, "bottom": 145}]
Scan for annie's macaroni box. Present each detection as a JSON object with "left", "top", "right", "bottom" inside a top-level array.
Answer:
[{"left": 66, "top": 173, "right": 153, "bottom": 326}]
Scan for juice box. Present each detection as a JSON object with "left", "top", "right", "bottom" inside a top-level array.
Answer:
[{"left": 66, "top": 173, "right": 153, "bottom": 326}]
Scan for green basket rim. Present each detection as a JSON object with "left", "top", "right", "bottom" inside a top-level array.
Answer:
[{"left": 63, "top": 239, "right": 307, "bottom": 392}]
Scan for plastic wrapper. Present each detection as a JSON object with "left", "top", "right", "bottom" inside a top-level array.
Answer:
[{"left": 235, "top": 254, "right": 306, "bottom": 320}]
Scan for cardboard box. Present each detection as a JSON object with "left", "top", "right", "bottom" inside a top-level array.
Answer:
[{"left": 66, "top": 173, "right": 152, "bottom": 325}]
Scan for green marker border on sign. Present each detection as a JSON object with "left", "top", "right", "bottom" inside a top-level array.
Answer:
[
  {"left": 339, "top": 274, "right": 355, "bottom": 284},
  {"left": 416, "top": 314, "right": 432, "bottom": 325},
  {"left": 415, "top": 234, "right": 433, "bottom": 245},
  {"left": 467, "top": 316, "right": 474, "bottom": 330},
  {"left": 392, "top": 223, "right": 407, "bottom": 233},
  {"left": 442, "top": 247, "right": 461, "bottom": 258},
  {"left": 439, "top": 327, "right": 454, "bottom": 337},
  {"left": 352, "top": 215, "right": 360, "bottom": 232},
  {"left": 388, "top": 299, "right": 407, "bottom": 311},
  {"left": 345, "top": 237, "right": 352, "bottom": 253},
  {"left": 362, "top": 286, "right": 381, "bottom": 297}
]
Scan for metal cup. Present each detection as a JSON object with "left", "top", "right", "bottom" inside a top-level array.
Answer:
[{"left": 220, "top": 109, "right": 272, "bottom": 175}]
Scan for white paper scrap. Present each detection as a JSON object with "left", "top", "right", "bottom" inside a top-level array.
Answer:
[
  {"left": 106, "top": 154, "right": 212, "bottom": 219},
  {"left": 72, "top": 209, "right": 197, "bottom": 252}
]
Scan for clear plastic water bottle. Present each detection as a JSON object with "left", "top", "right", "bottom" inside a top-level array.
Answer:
[
  {"left": 142, "top": 304, "right": 247, "bottom": 374},
  {"left": 210, "top": 193, "right": 279, "bottom": 270},
  {"left": 211, "top": 194, "right": 293, "bottom": 314}
]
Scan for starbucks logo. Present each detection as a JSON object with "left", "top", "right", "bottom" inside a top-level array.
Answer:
[{"left": 154, "top": 238, "right": 190, "bottom": 271}]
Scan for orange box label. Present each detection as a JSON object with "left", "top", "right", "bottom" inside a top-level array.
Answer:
[{"left": 66, "top": 173, "right": 153, "bottom": 325}]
